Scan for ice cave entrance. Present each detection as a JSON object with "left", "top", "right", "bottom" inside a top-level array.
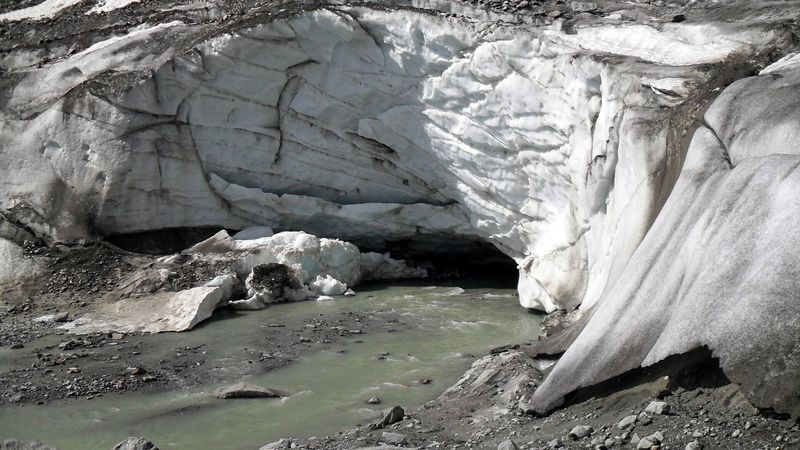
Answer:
[{"left": 107, "top": 227, "right": 521, "bottom": 288}]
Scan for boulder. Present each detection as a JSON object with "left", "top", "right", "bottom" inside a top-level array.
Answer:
[
  {"left": 617, "top": 415, "right": 637, "bottom": 429},
  {"left": 214, "top": 382, "right": 286, "bottom": 399},
  {"left": 497, "top": 440, "right": 519, "bottom": 450},
  {"left": 381, "top": 406, "right": 405, "bottom": 425},
  {"left": 645, "top": 401, "right": 671, "bottom": 415},
  {"left": 568, "top": 425, "right": 593, "bottom": 440},
  {"left": 112, "top": 438, "right": 159, "bottom": 450},
  {"left": 60, "top": 286, "right": 224, "bottom": 333}
]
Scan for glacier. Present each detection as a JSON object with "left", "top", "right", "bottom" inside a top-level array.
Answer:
[{"left": 2, "top": 0, "right": 800, "bottom": 418}]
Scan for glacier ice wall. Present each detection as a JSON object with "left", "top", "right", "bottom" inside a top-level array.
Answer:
[
  {"left": 531, "top": 55, "right": 800, "bottom": 418},
  {"left": 0, "top": 3, "right": 793, "bottom": 313}
]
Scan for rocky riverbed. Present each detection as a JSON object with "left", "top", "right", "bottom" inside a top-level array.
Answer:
[{"left": 256, "top": 348, "right": 800, "bottom": 450}]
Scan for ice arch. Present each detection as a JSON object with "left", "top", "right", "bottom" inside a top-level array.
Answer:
[{"left": 0, "top": 4, "right": 786, "bottom": 311}]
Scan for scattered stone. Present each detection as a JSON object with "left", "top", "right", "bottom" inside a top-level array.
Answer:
[
  {"left": 637, "top": 432, "right": 663, "bottom": 449},
  {"left": 125, "top": 367, "right": 146, "bottom": 375},
  {"left": 58, "top": 340, "right": 81, "bottom": 350},
  {"left": 382, "top": 406, "right": 405, "bottom": 425},
  {"left": 112, "top": 437, "right": 160, "bottom": 450},
  {"left": 568, "top": 425, "right": 593, "bottom": 439},
  {"left": 618, "top": 415, "right": 637, "bottom": 429},
  {"left": 299, "top": 337, "right": 312, "bottom": 343},
  {"left": 547, "top": 438, "right": 563, "bottom": 448},
  {"left": 381, "top": 432, "right": 407, "bottom": 445},
  {"left": 367, "top": 396, "right": 381, "bottom": 404},
  {"left": 67, "top": 367, "right": 80, "bottom": 373},
  {"left": 636, "top": 438, "right": 656, "bottom": 449},
  {"left": 644, "top": 401, "right": 671, "bottom": 415},
  {"left": 744, "top": 421, "right": 753, "bottom": 430},
  {"left": 214, "top": 382, "right": 285, "bottom": 399},
  {"left": 685, "top": 441, "right": 702, "bottom": 450},
  {"left": 489, "top": 344, "right": 519, "bottom": 354},
  {"left": 268, "top": 323, "right": 285, "bottom": 328},
  {"left": 637, "top": 412, "right": 652, "bottom": 425},
  {"left": 9, "top": 343, "right": 23, "bottom": 349},
  {"left": 497, "top": 439, "right": 519, "bottom": 450},
  {"left": 732, "top": 429, "right": 741, "bottom": 438},
  {"left": 570, "top": 1, "right": 597, "bottom": 12},
  {"left": 419, "top": 378, "right": 432, "bottom": 385}
]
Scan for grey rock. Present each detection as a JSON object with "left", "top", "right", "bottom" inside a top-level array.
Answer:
[
  {"left": 381, "top": 432, "right": 407, "bottom": 445},
  {"left": 547, "top": 438, "right": 563, "bottom": 448},
  {"left": 382, "top": 405, "right": 405, "bottom": 425},
  {"left": 685, "top": 442, "right": 702, "bottom": 450},
  {"left": 648, "top": 431, "right": 664, "bottom": 443},
  {"left": 617, "top": 415, "right": 637, "bottom": 429},
  {"left": 570, "top": 1, "right": 598, "bottom": 12},
  {"left": 367, "top": 396, "right": 381, "bottom": 404},
  {"left": 644, "top": 401, "right": 671, "bottom": 415},
  {"left": 568, "top": 425, "right": 593, "bottom": 439},
  {"left": 636, "top": 438, "right": 655, "bottom": 449},
  {"left": 112, "top": 437, "right": 159, "bottom": 450},
  {"left": 497, "top": 439, "right": 519, "bottom": 450},
  {"left": 214, "top": 382, "right": 285, "bottom": 399}
]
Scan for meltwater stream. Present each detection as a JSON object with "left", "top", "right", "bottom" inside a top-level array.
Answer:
[{"left": 0, "top": 284, "right": 540, "bottom": 450}]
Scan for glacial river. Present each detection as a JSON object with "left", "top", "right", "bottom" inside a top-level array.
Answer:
[{"left": 0, "top": 283, "right": 540, "bottom": 450}]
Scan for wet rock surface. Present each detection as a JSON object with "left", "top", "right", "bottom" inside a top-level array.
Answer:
[{"left": 214, "top": 382, "right": 285, "bottom": 399}]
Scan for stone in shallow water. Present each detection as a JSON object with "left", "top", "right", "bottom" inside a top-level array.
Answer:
[
  {"left": 112, "top": 437, "right": 159, "bottom": 450},
  {"left": 214, "top": 382, "right": 285, "bottom": 399}
]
